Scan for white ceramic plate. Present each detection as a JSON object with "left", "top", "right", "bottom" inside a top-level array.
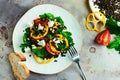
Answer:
[{"left": 12, "top": 4, "right": 83, "bottom": 74}]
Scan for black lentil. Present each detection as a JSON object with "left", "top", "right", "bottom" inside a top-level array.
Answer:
[
  {"left": 29, "top": 54, "right": 32, "bottom": 57},
  {"left": 54, "top": 60, "right": 58, "bottom": 62},
  {"left": 94, "top": 0, "right": 120, "bottom": 21},
  {"left": 61, "top": 51, "right": 67, "bottom": 57}
]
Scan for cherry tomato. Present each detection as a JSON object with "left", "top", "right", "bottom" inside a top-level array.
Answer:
[
  {"left": 95, "top": 29, "right": 111, "bottom": 46},
  {"left": 40, "top": 18, "right": 48, "bottom": 26},
  {"left": 45, "top": 43, "right": 56, "bottom": 55},
  {"left": 33, "top": 18, "right": 48, "bottom": 26},
  {"left": 34, "top": 18, "right": 41, "bottom": 25}
]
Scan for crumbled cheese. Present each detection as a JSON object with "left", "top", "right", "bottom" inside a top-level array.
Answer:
[
  {"left": 25, "top": 47, "right": 31, "bottom": 53},
  {"left": 48, "top": 20, "right": 54, "bottom": 27},
  {"left": 37, "top": 39, "right": 46, "bottom": 47},
  {"left": 53, "top": 38, "right": 61, "bottom": 44},
  {"left": 38, "top": 24, "right": 44, "bottom": 30},
  {"left": 32, "top": 45, "right": 37, "bottom": 49}
]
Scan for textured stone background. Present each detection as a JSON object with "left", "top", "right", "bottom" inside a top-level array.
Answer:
[{"left": 1, "top": 0, "right": 120, "bottom": 80}]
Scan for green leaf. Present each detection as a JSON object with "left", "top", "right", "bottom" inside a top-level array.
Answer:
[
  {"left": 67, "top": 37, "right": 74, "bottom": 46},
  {"left": 39, "top": 13, "right": 54, "bottom": 20},
  {"left": 107, "top": 40, "right": 119, "bottom": 49},
  {"left": 107, "top": 26, "right": 120, "bottom": 35},
  {"left": 57, "top": 41, "right": 66, "bottom": 50},
  {"left": 62, "top": 31, "right": 74, "bottom": 46},
  {"left": 116, "top": 35, "right": 120, "bottom": 41},
  {"left": 115, "top": 45, "right": 120, "bottom": 51},
  {"left": 20, "top": 27, "right": 31, "bottom": 52},
  {"left": 106, "top": 16, "right": 118, "bottom": 27},
  {"left": 46, "top": 13, "right": 54, "bottom": 20},
  {"left": 32, "top": 47, "right": 48, "bottom": 58},
  {"left": 46, "top": 33, "right": 53, "bottom": 39},
  {"left": 54, "top": 16, "right": 64, "bottom": 27},
  {"left": 62, "top": 31, "right": 72, "bottom": 38},
  {"left": 54, "top": 27, "right": 63, "bottom": 34},
  {"left": 20, "top": 44, "right": 27, "bottom": 52},
  {"left": 106, "top": 16, "right": 120, "bottom": 35},
  {"left": 56, "top": 31, "right": 74, "bottom": 50}
]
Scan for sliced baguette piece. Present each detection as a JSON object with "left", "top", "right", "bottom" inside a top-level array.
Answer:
[{"left": 8, "top": 52, "right": 30, "bottom": 80}]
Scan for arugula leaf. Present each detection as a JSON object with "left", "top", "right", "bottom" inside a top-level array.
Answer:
[
  {"left": 107, "top": 35, "right": 120, "bottom": 49},
  {"left": 32, "top": 48, "right": 48, "bottom": 58},
  {"left": 54, "top": 27, "right": 64, "bottom": 34},
  {"left": 39, "top": 13, "right": 54, "bottom": 20},
  {"left": 116, "top": 35, "right": 120, "bottom": 41},
  {"left": 20, "top": 27, "right": 32, "bottom": 52},
  {"left": 46, "top": 33, "right": 53, "bottom": 39},
  {"left": 67, "top": 37, "right": 74, "bottom": 46},
  {"left": 54, "top": 16, "right": 64, "bottom": 27},
  {"left": 20, "top": 44, "right": 28, "bottom": 52},
  {"left": 62, "top": 31, "right": 74, "bottom": 47},
  {"left": 62, "top": 31, "right": 72, "bottom": 37},
  {"left": 107, "top": 40, "right": 119, "bottom": 49},
  {"left": 57, "top": 41, "right": 66, "bottom": 50},
  {"left": 115, "top": 45, "right": 120, "bottom": 51},
  {"left": 106, "top": 16, "right": 120, "bottom": 35},
  {"left": 106, "top": 16, "right": 118, "bottom": 27},
  {"left": 23, "top": 27, "right": 30, "bottom": 42}
]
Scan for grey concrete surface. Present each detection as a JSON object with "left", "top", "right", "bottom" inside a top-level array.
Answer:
[{"left": 0, "top": 0, "right": 120, "bottom": 80}]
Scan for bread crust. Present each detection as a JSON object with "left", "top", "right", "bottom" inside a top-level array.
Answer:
[
  {"left": 14, "top": 52, "right": 26, "bottom": 61},
  {"left": 20, "top": 63, "right": 30, "bottom": 77},
  {"left": 8, "top": 52, "right": 30, "bottom": 80}
]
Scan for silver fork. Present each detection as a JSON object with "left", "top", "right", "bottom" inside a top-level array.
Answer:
[{"left": 68, "top": 46, "right": 86, "bottom": 80}]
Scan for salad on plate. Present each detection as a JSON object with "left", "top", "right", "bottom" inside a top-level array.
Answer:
[{"left": 20, "top": 13, "right": 74, "bottom": 64}]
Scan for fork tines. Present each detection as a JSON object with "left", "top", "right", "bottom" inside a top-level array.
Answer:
[{"left": 68, "top": 46, "right": 78, "bottom": 57}]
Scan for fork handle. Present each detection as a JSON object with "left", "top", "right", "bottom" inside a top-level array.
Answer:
[{"left": 76, "top": 62, "right": 86, "bottom": 80}]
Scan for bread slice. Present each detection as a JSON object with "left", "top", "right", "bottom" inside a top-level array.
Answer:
[{"left": 8, "top": 52, "right": 30, "bottom": 80}]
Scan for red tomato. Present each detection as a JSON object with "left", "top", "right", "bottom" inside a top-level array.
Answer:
[
  {"left": 40, "top": 18, "right": 48, "bottom": 26},
  {"left": 34, "top": 18, "right": 41, "bottom": 25},
  {"left": 95, "top": 29, "right": 111, "bottom": 46},
  {"left": 45, "top": 43, "right": 56, "bottom": 55},
  {"left": 33, "top": 18, "right": 48, "bottom": 26}
]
